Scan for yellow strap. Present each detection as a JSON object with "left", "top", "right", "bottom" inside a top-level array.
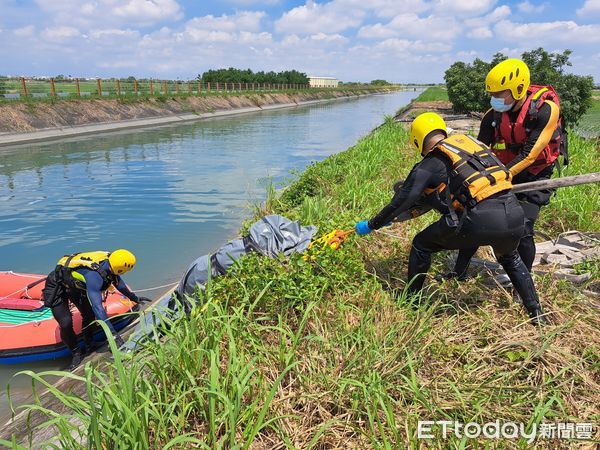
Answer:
[{"left": 531, "top": 87, "right": 548, "bottom": 101}]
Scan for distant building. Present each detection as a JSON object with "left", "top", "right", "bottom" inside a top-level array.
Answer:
[{"left": 308, "top": 76, "right": 339, "bottom": 88}]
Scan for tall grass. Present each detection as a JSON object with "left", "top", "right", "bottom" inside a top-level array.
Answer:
[{"left": 5, "top": 122, "right": 599, "bottom": 448}]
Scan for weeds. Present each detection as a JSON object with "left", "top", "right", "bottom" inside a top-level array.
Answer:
[{"left": 6, "top": 119, "right": 599, "bottom": 448}]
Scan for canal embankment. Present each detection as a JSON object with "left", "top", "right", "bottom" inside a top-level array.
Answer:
[
  {"left": 0, "top": 88, "right": 397, "bottom": 146},
  {"left": 3, "top": 94, "right": 598, "bottom": 447}
]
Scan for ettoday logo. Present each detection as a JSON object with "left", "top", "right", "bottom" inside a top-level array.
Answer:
[{"left": 417, "top": 420, "right": 595, "bottom": 443}]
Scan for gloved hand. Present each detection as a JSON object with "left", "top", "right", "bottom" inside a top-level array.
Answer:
[
  {"left": 355, "top": 220, "right": 372, "bottom": 236},
  {"left": 130, "top": 294, "right": 151, "bottom": 305}
]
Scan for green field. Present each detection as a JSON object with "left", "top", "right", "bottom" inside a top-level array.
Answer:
[
  {"left": 414, "top": 85, "right": 449, "bottom": 102},
  {"left": 574, "top": 97, "right": 600, "bottom": 138},
  {"left": 7, "top": 119, "right": 599, "bottom": 448}
]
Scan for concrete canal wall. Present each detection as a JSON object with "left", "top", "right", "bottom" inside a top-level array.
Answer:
[{"left": 0, "top": 88, "right": 398, "bottom": 147}]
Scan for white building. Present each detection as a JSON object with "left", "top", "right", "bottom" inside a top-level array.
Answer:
[{"left": 308, "top": 76, "right": 339, "bottom": 88}]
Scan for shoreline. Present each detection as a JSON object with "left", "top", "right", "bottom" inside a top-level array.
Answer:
[{"left": 0, "top": 92, "right": 381, "bottom": 148}]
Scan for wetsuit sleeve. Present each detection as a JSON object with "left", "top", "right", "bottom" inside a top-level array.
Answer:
[
  {"left": 368, "top": 157, "right": 446, "bottom": 229},
  {"left": 477, "top": 109, "right": 495, "bottom": 145},
  {"left": 82, "top": 271, "right": 117, "bottom": 334},
  {"left": 114, "top": 277, "right": 138, "bottom": 302},
  {"left": 506, "top": 101, "right": 559, "bottom": 176}
]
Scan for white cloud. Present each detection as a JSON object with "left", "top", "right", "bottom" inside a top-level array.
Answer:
[
  {"left": 13, "top": 25, "right": 36, "bottom": 37},
  {"left": 309, "top": 32, "right": 347, "bottom": 44},
  {"left": 577, "top": 0, "right": 600, "bottom": 16},
  {"left": 463, "top": 5, "right": 511, "bottom": 39},
  {"left": 337, "top": 0, "right": 431, "bottom": 18},
  {"left": 467, "top": 26, "right": 493, "bottom": 39},
  {"left": 185, "top": 11, "right": 265, "bottom": 34},
  {"left": 34, "top": 0, "right": 183, "bottom": 27},
  {"left": 433, "top": 0, "right": 497, "bottom": 16},
  {"left": 88, "top": 28, "right": 140, "bottom": 42},
  {"left": 41, "top": 26, "right": 81, "bottom": 42},
  {"left": 495, "top": 19, "right": 600, "bottom": 44},
  {"left": 373, "top": 38, "right": 452, "bottom": 54},
  {"left": 517, "top": 2, "right": 546, "bottom": 13},
  {"left": 358, "top": 14, "right": 460, "bottom": 41},
  {"left": 275, "top": 1, "right": 365, "bottom": 34},
  {"left": 112, "top": 0, "right": 182, "bottom": 22}
]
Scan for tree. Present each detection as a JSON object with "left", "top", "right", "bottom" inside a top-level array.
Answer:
[
  {"left": 370, "top": 79, "right": 390, "bottom": 86},
  {"left": 444, "top": 48, "right": 594, "bottom": 125},
  {"left": 0, "top": 76, "right": 6, "bottom": 95},
  {"left": 198, "top": 68, "right": 309, "bottom": 85}
]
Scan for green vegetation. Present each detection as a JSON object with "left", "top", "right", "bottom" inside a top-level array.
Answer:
[
  {"left": 414, "top": 85, "right": 449, "bottom": 102},
  {"left": 7, "top": 120, "right": 599, "bottom": 448},
  {"left": 199, "top": 68, "right": 309, "bottom": 85},
  {"left": 444, "top": 48, "right": 595, "bottom": 125},
  {"left": 370, "top": 79, "right": 391, "bottom": 86},
  {"left": 574, "top": 98, "right": 600, "bottom": 138}
]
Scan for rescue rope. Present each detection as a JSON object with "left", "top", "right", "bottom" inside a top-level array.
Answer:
[{"left": 134, "top": 282, "right": 179, "bottom": 293}]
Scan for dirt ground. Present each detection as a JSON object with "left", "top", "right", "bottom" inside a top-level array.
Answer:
[
  {"left": 395, "top": 100, "right": 482, "bottom": 135},
  {"left": 0, "top": 90, "right": 374, "bottom": 134}
]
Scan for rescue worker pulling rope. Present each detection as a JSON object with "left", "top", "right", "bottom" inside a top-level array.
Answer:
[{"left": 354, "top": 112, "right": 547, "bottom": 325}]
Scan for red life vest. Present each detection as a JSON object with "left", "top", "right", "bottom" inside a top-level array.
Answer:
[{"left": 491, "top": 85, "right": 562, "bottom": 175}]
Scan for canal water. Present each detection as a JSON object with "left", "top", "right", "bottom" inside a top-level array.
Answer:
[{"left": 0, "top": 90, "right": 420, "bottom": 423}]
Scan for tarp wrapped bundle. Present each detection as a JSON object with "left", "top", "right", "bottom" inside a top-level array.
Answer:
[
  {"left": 176, "top": 215, "right": 317, "bottom": 298},
  {"left": 124, "top": 215, "right": 317, "bottom": 351}
]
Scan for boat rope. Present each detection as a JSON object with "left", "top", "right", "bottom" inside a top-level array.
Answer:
[{"left": 135, "top": 282, "right": 179, "bottom": 293}]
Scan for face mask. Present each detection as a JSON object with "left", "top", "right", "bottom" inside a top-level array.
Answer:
[{"left": 490, "top": 96, "right": 514, "bottom": 112}]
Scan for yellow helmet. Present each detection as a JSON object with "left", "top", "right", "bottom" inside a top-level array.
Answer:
[
  {"left": 486, "top": 58, "right": 530, "bottom": 101},
  {"left": 108, "top": 249, "right": 136, "bottom": 275},
  {"left": 410, "top": 112, "right": 447, "bottom": 155}
]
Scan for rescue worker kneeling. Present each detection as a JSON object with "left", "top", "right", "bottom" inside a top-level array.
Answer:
[
  {"left": 41, "top": 249, "right": 150, "bottom": 370},
  {"left": 354, "top": 112, "right": 547, "bottom": 325}
]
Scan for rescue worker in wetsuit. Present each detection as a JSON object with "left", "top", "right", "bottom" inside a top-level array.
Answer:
[
  {"left": 41, "top": 249, "right": 150, "bottom": 370},
  {"left": 354, "top": 112, "right": 547, "bottom": 325},
  {"left": 453, "top": 58, "right": 562, "bottom": 277}
]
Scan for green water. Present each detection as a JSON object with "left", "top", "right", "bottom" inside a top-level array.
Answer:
[{"left": 0, "top": 91, "right": 420, "bottom": 424}]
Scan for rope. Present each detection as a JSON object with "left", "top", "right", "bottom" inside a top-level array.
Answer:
[
  {"left": 373, "top": 229, "right": 402, "bottom": 239},
  {"left": 134, "top": 282, "right": 178, "bottom": 293}
]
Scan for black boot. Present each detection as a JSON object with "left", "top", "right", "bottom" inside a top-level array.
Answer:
[
  {"left": 525, "top": 303, "right": 549, "bottom": 326},
  {"left": 68, "top": 348, "right": 84, "bottom": 371},
  {"left": 497, "top": 252, "right": 548, "bottom": 326},
  {"left": 84, "top": 339, "right": 100, "bottom": 354}
]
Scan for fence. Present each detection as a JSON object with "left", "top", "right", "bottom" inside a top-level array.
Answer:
[{"left": 0, "top": 78, "right": 328, "bottom": 101}]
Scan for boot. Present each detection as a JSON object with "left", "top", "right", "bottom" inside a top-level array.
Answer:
[
  {"left": 68, "top": 348, "right": 84, "bottom": 371},
  {"left": 84, "top": 339, "right": 100, "bottom": 354},
  {"left": 525, "top": 303, "right": 549, "bottom": 326},
  {"left": 497, "top": 252, "right": 548, "bottom": 326}
]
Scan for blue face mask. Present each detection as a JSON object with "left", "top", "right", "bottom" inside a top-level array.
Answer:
[{"left": 490, "top": 96, "right": 514, "bottom": 112}]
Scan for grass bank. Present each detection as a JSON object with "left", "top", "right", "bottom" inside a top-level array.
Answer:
[
  {"left": 413, "top": 86, "right": 449, "bottom": 102},
  {"left": 4, "top": 122, "right": 599, "bottom": 448},
  {"left": 574, "top": 98, "right": 600, "bottom": 138}
]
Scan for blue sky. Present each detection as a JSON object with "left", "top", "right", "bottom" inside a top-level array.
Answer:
[{"left": 1, "top": 0, "right": 599, "bottom": 82}]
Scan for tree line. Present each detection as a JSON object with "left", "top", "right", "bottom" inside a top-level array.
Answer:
[
  {"left": 444, "top": 48, "right": 594, "bottom": 125},
  {"left": 198, "top": 68, "right": 309, "bottom": 85}
]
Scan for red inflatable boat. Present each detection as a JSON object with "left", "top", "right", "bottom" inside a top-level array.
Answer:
[{"left": 0, "top": 271, "right": 136, "bottom": 364}]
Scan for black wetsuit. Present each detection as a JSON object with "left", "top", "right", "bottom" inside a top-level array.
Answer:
[
  {"left": 368, "top": 152, "right": 544, "bottom": 319},
  {"left": 43, "top": 261, "right": 137, "bottom": 352},
  {"left": 455, "top": 103, "right": 557, "bottom": 274}
]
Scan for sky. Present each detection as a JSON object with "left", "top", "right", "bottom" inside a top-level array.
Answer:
[{"left": 1, "top": 0, "right": 599, "bottom": 83}]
